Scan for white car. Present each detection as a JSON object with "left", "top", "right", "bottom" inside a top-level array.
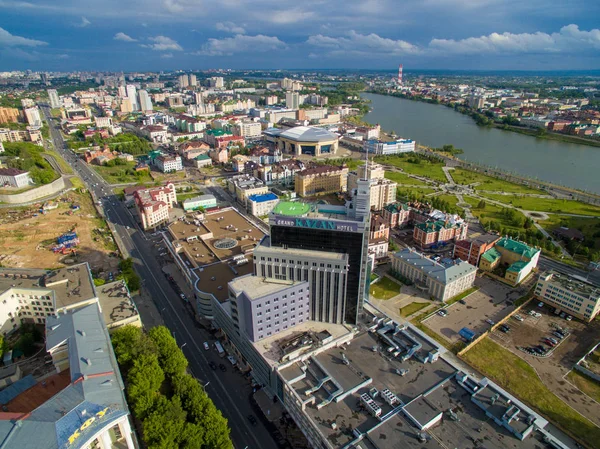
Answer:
[
  {"left": 203, "top": 342, "right": 209, "bottom": 351},
  {"left": 514, "top": 314, "right": 524, "bottom": 322}
]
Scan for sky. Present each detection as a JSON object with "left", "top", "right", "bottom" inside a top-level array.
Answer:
[{"left": 0, "top": 0, "right": 600, "bottom": 72}]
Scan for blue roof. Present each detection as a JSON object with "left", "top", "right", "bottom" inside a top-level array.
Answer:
[
  {"left": 0, "top": 375, "right": 36, "bottom": 405},
  {"left": 248, "top": 192, "right": 278, "bottom": 203}
]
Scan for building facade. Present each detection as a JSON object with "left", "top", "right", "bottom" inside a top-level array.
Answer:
[
  {"left": 480, "top": 237, "right": 540, "bottom": 285},
  {"left": 133, "top": 182, "right": 177, "bottom": 230},
  {"left": 228, "top": 274, "right": 310, "bottom": 342},
  {"left": 48, "top": 89, "right": 60, "bottom": 108},
  {"left": 227, "top": 174, "right": 269, "bottom": 207},
  {"left": 295, "top": 165, "right": 348, "bottom": 197},
  {"left": 276, "top": 126, "right": 339, "bottom": 156},
  {"left": 182, "top": 194, "right": 217, "bottom": 211},
  {"left": 535, "top": 271, "right": 600, "bottom": 322},
  {"left": 453, "top": 234, "right": 501, "bottom": 266},
  {"left": 413, "top": 219, "right": 468, "bottom": 248},
  {"left": 155, "top": 155, "right": 183, "bottom": 172},
  {"left": 363, "top": 138, "right": 415, "bottom": 155},
  {"left": 247, "top": 192, "right": 279, "bottom": 217},
  {"left": 391, "top": 248, "right": 477, "bottom": 302},
  {"left": 0, "top": 168, "right": 32, "bottom": 188},
  {"left": 254, "top": 237, "right": 350, "bottom": 324}
]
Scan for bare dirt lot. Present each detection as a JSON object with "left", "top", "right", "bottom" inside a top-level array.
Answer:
[
  {"left": 0, "top": 190, "right": 119, "bottom": 274},
  {"left": 424, "top": 276, "right": 527, "bottom": 343},
  {"left": 491, "top": 303, "right": 600, "bottom": 427}
]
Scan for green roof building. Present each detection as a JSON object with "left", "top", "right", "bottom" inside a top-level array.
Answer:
[{"left": 480, "top": 237, "right": 540, "bottom": 285}]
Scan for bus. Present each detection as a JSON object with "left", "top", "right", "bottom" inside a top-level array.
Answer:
[{"left": 214, "top": 341, "right": 225, "bottom": 357}]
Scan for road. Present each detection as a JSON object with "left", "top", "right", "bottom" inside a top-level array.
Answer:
[{"left": 40, "top": 105, "right": 279, "bottom": 449}]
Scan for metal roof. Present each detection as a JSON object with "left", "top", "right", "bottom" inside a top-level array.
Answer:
[{"left": 279, "top": 126, "right": 338, "bottom": 143}]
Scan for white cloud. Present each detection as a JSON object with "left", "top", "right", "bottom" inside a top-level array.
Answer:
[
  {"left": 268, "top": 8, "right": 314, "bottom": 24},
  {"left": 75, "top": 16, "right": 91, "bottom": 27},
  {"left": 0, "top": 27, "right": 47, "bottom": 47},
  {"left": 160, "top": 53, "right": 173, "bottom": 58},
  {"left": 193, "top": 34, "right": 286, "bottom": 56},
  {"left": 306, "top": 31, "right": 420, "bottom": 56},
  {"left": 142, "top": 35, "right": 183, "bottom": 51},
  {"left": 57, "top": 53, "right": 69, "bottom": 59},
  {"left": 429, "top": 24, "right": 600, "bottom": 54},
  {"left": 0, "top": 47, "right": 41, "bottom": 60},
  {"left": 215, "top": 21, "right": 245, "bottom": 34},
  {"left": 114, "top": 32, "right": 137, "bottom": 42}
]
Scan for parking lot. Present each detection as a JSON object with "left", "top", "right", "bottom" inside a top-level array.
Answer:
[
  {"left": 423, "top": 276, "right": 524, "bottom": 343},
  {"left": 489, "top": 302, "right": 600, "bottom": 426}
]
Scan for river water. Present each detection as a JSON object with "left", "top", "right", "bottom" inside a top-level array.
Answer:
[{"left": 361, "top": 93, "right": 600, "bottom": 194}]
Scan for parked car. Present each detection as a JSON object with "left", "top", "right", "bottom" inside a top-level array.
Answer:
[
  {"left": 247, "top": 415, "right": 257, "bottom": 426},
  {"left": 208, "top": 361, "right": 217, "bottom": 370},
  {"left": 485, "top": 319, "right": 495, "bottom": 325},
  {"left": 219, "top": 363, "right": 227, "bottom": 372},
  {"left": 566, "top": 315, "right": 573, "bottom": 321},
  {"left": 514, "top": 314, "right": 524, "bottom": 322},
  {"left": 459, "top": 299, "right": 467, "bottom": 305},
  {"left": 203, "top": 342, "right": 209, "bottom": 351},
  {"left": 537, "top": 302, "right": 544, "bottom": 308},
  {"left": 438, "top": 310, "right": 448, "bottom": 317}
]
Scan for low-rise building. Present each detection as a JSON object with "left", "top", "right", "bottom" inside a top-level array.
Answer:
[
  {"left": 0, "top": 167, "right": 32, "bottom": 188},
  {"left": 453, "top": 234, "right": 501, "bottom": 266},
  {"left": 228, "top": 274, "right": 310, "bottom": 342},
  {"left": 535, "top": 271, "right": 600, "bottom": 321},
  {"left": 363, "top": 138, "right": 415, "bottom": 155},
  {"left": 133, "top": 182, "right": 177, "bottom": 230},
  {"left": 182, "top": 194, "right": 217, "bottom": 211},
  {"left": 155, "top": 154, "right": 183, "bottom": 172},
  {"left": 413, "top": 219, "right": 468, "bottom": 248},
  {"left": 247, "top": 192, "right": 279, "bottom": 217},
  {"left": 232, "top": 121, "right": 262, "bottom": 138},
  {"left": 194, "top": 153, "right": 213, "bottom": 168},
  {"left": 276, "top": 126, "right": 339, "bottom": 156},
  {"left": 480, "top": 237, "right": 540, "bottom": 285},
  {"left": 391, "top": 248, "right": 477, "bottom": 301},
  {"left": 227, "top": 174, "right": 269, "bottom": 207},
  {"left": 294, "top": 164, "right": 348, "bottom": 197},
  {"left": 382, "top": 202, "right": 411, "bottom": 228}
]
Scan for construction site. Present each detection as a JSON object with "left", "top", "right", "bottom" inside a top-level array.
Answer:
[{"left": 0, "top": 190, "right": 120, "bottom": 274}]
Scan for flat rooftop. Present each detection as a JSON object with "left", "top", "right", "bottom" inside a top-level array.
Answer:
[
  {"left": 0, "top": 263, "right": 97, "bottom": 310},
  {"left": 229, "top": 275, "right": 304, "bottom": 300},
  {"left": 256, "top": 236, "right": 349, "bottom": 262},
  {"left": 272, "top": 201, "right": 311, "bottom": 217},
  {"left": 4, "top": 370, "right": 71, "bottom": 413},
  {"left": 169, "top": 208, "right": 265, "bottom": 267},
  {"left": 96, "top": 280, "right": 140, "bottom": 327},
  {"left": 544, "top": 270, "right": 600, "bottom": 298},
  {"left": 194, "top": 260, "right": 255, "bottom": 303}
]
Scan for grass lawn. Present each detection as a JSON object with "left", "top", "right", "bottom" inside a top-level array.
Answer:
[
  {"left": 480, "top": 194, "right": 600, "bottom": 216},
  {"left": 435, "top": 194, "right": 461, "bottom": 209},
  {"left": 385, "top": 171, "right": 429, "bottom": 186},
  {"left": 463, "top": 339, "right": 600, "bottom": 448},
  {"left": 567, "top": 370, "right": 600, "bottom": 404},
  {"left": 375, "top": 155, "right": 447, "bottom": 182},
  {"left": 464, "top": 197, "right": 528, "bottom": 232},
  {"left": 399, "top": 302, "right": 429, "bottom": 317},
  {"left": 539, "top": 215, "right": 600, "bottom": 251},
  {"left": 69, "top": 177, "right": 85, "bottom": 189},
  {"left": 93, "top": 162, "right": 153, "bottom": 185},
  {"left": 44, "top": 149, "right": 73, "bottom": 174},
  {"left": 397, "top": 187, "right": 438, "bottom": 199},
  {"left": 370, "top": 276, "right": 402, "bottom": 300},
  {"left": 450, "top": 168, "right": 544, "bottom": 194},
  {"left": 177, "top": 191, "right": 205, "bottom": 203}
]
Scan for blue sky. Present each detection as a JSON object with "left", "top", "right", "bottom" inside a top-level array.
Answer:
[{"left": 1, "top": 0, "right": 599, "bottom": 71}]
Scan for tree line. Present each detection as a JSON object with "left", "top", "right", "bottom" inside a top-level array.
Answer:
[{"left": 111, "top": 325, "right": 233, "bottom": 449}]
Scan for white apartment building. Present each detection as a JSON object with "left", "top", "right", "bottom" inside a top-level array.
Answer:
[
  {"left": 247, "top": 192, "right": 279, "bottom": 217},
  {"left": 535, "top": 271, "right": 600, "bottom": 322},
  {"left": 24, "top": 107, "right": 41, "bottom": 126},
  {"left": 348, "top": 164, "right": 397, "bottom": 211},
  {"left": 232, "top": 121, "right": 262, "bottom": 138},
  {"left": 227, "top": 174, "right": 269, "bottom": 207},
  {"left": 133, "top": 182, "right": 177, "bottom": 230},
  {"left": 138, "top": 89, "right": 153, "bottom": 112},
  {"left": 364, "top": 139, "right": 416, "bottom": 155},
  {"left": 254, "top": 237, "right": 350, "bottom": 324},
  {"left": 94, "top": 116, "right": 113, "bottom": 128},
  {"left": 126, "top": 84, "right": 138, "bottom": 111},
  {"left": 286, "top": 92, "right": 300, "bottom": 109},
  {"left": 391, "top": 248, "right": 477, "bottom": 302},
  {"left": 155, "top": 155, "right": 183, "bottom": 172},
  {"left": 208, "top": 77, "right": 224, "bottom": 88},
  {"left": 47, "top": 89, "right": 60, "bottom": 109},
  {"left": 0, "top": 168, "right": 32, "bottom": 188}
]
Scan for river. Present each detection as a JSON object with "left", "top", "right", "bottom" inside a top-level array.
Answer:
[{"left": 361, "top": 93, "right": 600, "bottom": 194}]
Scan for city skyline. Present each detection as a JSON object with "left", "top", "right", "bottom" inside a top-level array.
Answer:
[{"left": 1, "top": 0, "right": 600, "bottom": 71}]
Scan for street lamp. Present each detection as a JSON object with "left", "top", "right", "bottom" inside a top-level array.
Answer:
[{"left": 180, "top": 342, "right": 187, "bottom": 349}]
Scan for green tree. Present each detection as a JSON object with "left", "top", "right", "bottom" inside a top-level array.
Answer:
[
  {"left": 477, "top": 200, "right": 486, "bottom": 209},
  {"left": 127, "top": 353, "right": 165, "bottom": 419},
  {"left": 143, "top": 395, "right": 188, "bottom": 449},
  {"left": 111, "top": 325, "right": 156, "bottom": 369},
  {"left": 148, "top": 326, "right": 188, "bottom": 377}
]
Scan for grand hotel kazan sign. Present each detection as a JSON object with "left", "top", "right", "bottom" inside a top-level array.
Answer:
[{"left": 273, "top": 215, "right": 358, "bottom": 233}]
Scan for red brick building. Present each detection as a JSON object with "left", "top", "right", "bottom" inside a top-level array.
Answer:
[{"left": 453, "top": 234, "right": 501, "bottom": 266}]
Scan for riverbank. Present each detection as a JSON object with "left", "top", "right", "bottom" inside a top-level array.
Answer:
[{"left": 367, "top": 89, "right": 600, "bottom": 149}]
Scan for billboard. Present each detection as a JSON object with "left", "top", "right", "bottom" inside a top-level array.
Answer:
[{"left": 272, "top": 215, "right": 359, "bottom": 233}]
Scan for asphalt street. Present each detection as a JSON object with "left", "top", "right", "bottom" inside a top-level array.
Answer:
[{"left": 41, "top": 105, "right": 279, "bottom": 449}]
